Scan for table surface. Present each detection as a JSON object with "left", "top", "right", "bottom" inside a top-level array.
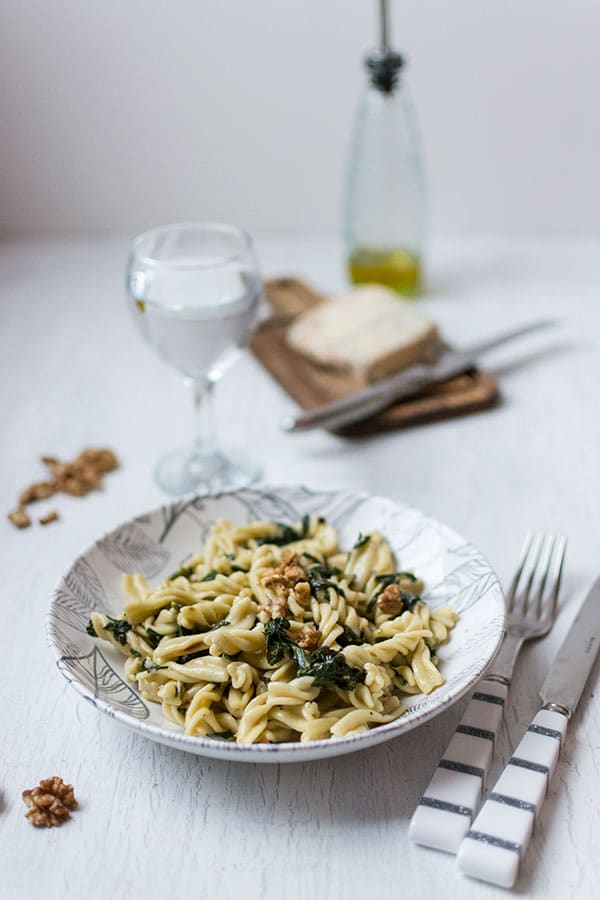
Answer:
[{"left": 1, "top": 234, "right": 599, "bottom": 899}]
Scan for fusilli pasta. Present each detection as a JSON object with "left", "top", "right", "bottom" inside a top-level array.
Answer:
[{"left": 87, "top": 516, "right": 457, "bottom": 743}]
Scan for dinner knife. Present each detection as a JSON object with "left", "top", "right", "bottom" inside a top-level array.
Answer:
[
  {"left": 280, "top": 319, "right": 557, "bottom": 433},
  {"left": 456, "top": 576, "right": 600, "bottom": 888}
]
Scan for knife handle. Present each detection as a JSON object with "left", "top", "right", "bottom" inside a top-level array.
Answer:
[
  {"left": 456, "top": 708, "right": 569, "bottom": 888},
  {"left": 409, "top": 677, "right": 508, "bottom": 854}
]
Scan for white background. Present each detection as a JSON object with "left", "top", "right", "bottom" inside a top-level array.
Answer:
[
  {"left": 1, "top": 0, "right": 599, "bottom": 237},
  {"left": 1, "top": 235, "right": 599, "bottom": 900}
]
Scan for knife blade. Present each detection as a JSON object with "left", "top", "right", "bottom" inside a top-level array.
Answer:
[
  {"left": 281, "top": 318, "right": 558, "bottom": 433},
  {"left": 457, "top": 576, "right": 600, "bottom": 888},
  {"left": 540, "top": 574, "right": 600, "bottom": 715}
]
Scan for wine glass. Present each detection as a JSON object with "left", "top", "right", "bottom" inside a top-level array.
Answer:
[{"left": 126, "top": 222, "right": 262, "bottom": 495}]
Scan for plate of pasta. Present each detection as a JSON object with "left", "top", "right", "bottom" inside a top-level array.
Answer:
[{"left": 48, "top": 486, "right": 505, "bottom": 762}]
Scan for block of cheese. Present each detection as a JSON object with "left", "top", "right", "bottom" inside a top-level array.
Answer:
[{"left": 286, "top": 285, "right": 441, "bottom": 383}]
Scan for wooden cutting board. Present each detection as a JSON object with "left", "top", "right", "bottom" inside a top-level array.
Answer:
[{"left": 251, "top": 277, "right": 499, "bottom": 436}]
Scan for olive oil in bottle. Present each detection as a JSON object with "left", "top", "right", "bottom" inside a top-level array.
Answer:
[
  {"left": 343, "top": 0, "right": 426, "bottom": 297},
  {"left": 348, "top": 247, "right": 421, "bottom": 295}
]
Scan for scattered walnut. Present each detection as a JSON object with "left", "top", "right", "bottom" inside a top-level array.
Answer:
[
  {"left": 39, "top": 511, "right": 60, "bottom": 526},
  {"left": 58, "top": 476, "right": 90, "bottom": 497},
  {"left": 42, "top": 457, "right": 101, "bottom": 497},
  {"left": 293, "top": 581, "right": 312, "bottom": 608},
  {"left": 8, "top": 507, "right": 31, "bottom": 529},
  {"left": 276, "top": 552, "right": 308, "bottom": 585},
  {"left": 77, "top": 447, "right": 119, "bottom": 473},
  {"left": 261, "top": 551, "right": 311, "bottom": 617},
  {"left": 40, "top": 456, "right": 69, "bottom": 480},
  {"left": 22, "top": 777, "right": 78, "bottom": 828},
  {"left": 284, "top": 564, "right": 307, "bottom": 585},
  {"left": 19, "top": 481, "right": 56, "bottom": 505},
  {"left": 376, "top": 583, "right": 404, "bottom": 615},
  {"left": 11, "top": 447, "right": 119, "bottom": 529},
  {"left": 262, "top": 573, "right": 289, "bottom": 590},
  {"left": 297, "top": 624, "right": 322, "bottom": 651},
  {"left": 270, "top": 596, "right": 289, "bottom": 618}
]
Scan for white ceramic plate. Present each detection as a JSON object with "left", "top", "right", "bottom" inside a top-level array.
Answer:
[{"left": 48, "top": 486, "right": 505, "bottom": 763}]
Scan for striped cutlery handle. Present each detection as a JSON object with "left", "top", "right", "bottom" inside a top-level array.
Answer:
[
  {"left": 409, "top": 677, "right": 508, "bottom": 854},
  {"left": 456, "top": 708, "right": 568, "bottom": 888}
]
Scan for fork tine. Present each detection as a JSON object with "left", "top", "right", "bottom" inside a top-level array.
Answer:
[
  {"left": 549, "top": 535, "right": 567, "bottom": 620},
  {"left": 506, "top": 531, "right": 533, "bottom": 612},
  {"left": 519, "top": 532, "right": 545, "bottom": 614},
  {"left": 534, "top": 534, "right": 556, "bottom": 617}
]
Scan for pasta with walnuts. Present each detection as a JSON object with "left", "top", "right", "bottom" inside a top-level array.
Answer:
[{"left": 87, "top": 516, "right": 457, "bottom": 743}]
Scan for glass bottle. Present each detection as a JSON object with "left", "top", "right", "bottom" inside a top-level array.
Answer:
[{"left": 343, "top": 1, "right": 426, "bottom": 296}]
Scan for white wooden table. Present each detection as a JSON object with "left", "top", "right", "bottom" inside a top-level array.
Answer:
[{"left": 1, "top": 235, "right": 599, "bottom": 899}]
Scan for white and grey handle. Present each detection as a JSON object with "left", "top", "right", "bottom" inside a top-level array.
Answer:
[
  {"left": 456, "top": 707, "right": 568, "bottom": 888},
  {"left": 409, "top": 677, "right": 508, "bottom": 853}
]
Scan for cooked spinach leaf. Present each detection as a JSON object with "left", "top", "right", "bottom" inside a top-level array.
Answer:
[
  {"left": 353, "top": 532, "right": 370, "bottom": 549},
  {"left": 264, "top": 616, "right": 294, "bottom": 665},
  {"left": 85, "top": 619, "right": 97, "bottom": 637},
  {"left": 169, "top": 563, "right": 195, "bottom": 580},
  {"left": 336, "top": 624, "right": 362, "bottom": 647},
  {"left": 306, "top": 564, "right": 345, "bottom": 600},
  {"left": 146, "top": 627, "right": 162, "bottom": 649},
  {"left": 297, "top": 648, "right": 365, "bottom": 691},
  {"left": 264, "top": 617, "right": 364, "bottom": 689},
  {"left": 104, "top": 615, "right": 131, "bottom": 645},
  {"left": 301, "top": 551, "right": 322, "bottom": 564},
  {"left": 208, "top": 619, "right": 230, "bottom": 631},
  {"left": 174, "top": 650, "right": 206, "bottom": 664},
  {"left": 177, "top": 624, "right": 196, "bottom": 637},
  {"left": 257, "top": 515, "right": 310, "bottom": 547},
  {"left": 200, "top": 569, "right": 219, "bottom": 582},
  {"left": 375, "top": 571, "right": 418, "bottom": 584}
]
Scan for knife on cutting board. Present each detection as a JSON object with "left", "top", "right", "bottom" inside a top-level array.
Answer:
[
  {"left": 281, "top": 319, "right": 558, "bottom": 433},
  {"left": 456, "top": 576, "right": 600, "bottom": 888}
]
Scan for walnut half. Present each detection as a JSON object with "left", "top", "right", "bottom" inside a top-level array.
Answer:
[
  {"left": 297, "top": 624, "right": 322, "bottom": 651},
  {"left": 376, "top": 583, "right": 404, "bottom": 616},
  {"left": 8, "top": 507, "right": 31, "bottom": 529},
  {"left": 22, "top": 777, "right": 78, "bottom": 828}
]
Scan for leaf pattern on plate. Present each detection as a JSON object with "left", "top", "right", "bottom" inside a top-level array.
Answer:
[
  {"left": 235, "top": 488, "right": 308, "bottom": 525},
  {"left": 65, "top": 556, "right": 106, "bottom": 608},
  {"left": 159, "top": 496, "right": 207, "bottom": 542},
  {"left": 50, "top": 557, "right": 107, "bottom": 633},
  {"left": 427, "top": 544, "right": 501, "bottom": 613},
  {"left": 47, "top": 617, "right": 82, "bottom": 658},
  {"left": 98, "top": 523, "right": 170, "bottom": 577},
  {"left": 57, "top": 646, "right": 149, "bottom": 719}
]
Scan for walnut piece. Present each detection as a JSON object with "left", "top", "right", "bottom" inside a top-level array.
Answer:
[
  {"left": 297, "top": 624, "right": 322, "bottom": 651},
  {"left": 376, "top": 583, "right": 404, "bottom": 615},
  {"left": 8, "top": 507, "right": 31, "bottom": 529},
  {"left": 293, "top": 581, "right": 312, "bottom": 608},
  {"left": 77, "top": 447, "right": 119, "bottom": 473},
  {"left": 39, "top": 511, "right": 60, "bottom": 526},
  {"left": 271, "top": 596, "right": 289, "bottom": 617},
  {"left": 41, "top": 457, "right": 102, "bottom": 497},
  {"left": 19, "top": 481, "right": 56, "bottom": 505},
  {"left": 261, "top": 551, "right": 312, "bottom": 618},
  {"left": 22, "top": 777, "right": 78, "bottom": 828}
]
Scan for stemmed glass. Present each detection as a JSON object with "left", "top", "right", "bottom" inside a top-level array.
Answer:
[{"left": 126, "top": 222, "right": 262, "bottom": 495}]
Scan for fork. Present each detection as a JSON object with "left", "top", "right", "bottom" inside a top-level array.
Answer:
[{"left": 409, "top": 532, "right": 566, "bottom": 854}]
